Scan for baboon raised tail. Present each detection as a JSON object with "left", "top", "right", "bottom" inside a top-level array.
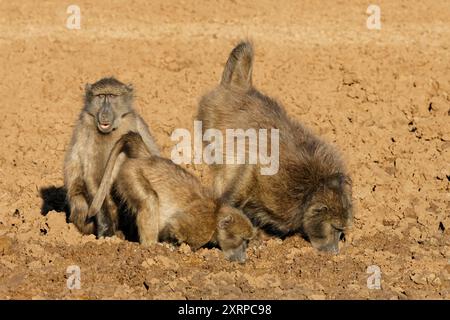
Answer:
[
  {"left": 197, "top": 42, "right": 353, "bottom": 253},
  {"left": 64, "top": 77, "right": 159, "bottom": 237},
  {"left": 88, "top": 132, "right": 255, "bottom": 262}
]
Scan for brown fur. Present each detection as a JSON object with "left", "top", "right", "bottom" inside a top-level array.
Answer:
[
  {"left": 88, "top": 132, "right": 255, "bottom": 262},
  {"left": 196, "top": 42, "right": 353, "bottom": 253},
  {"left": 64, "top": 77, "right": 159, "bottom": 237}
]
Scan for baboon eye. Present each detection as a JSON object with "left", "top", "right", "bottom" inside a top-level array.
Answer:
[{"left": 314, "top": 205, "right": 328, "bottom": 213}]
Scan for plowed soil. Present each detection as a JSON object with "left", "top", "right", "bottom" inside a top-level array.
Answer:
[{"left": 0, "top": 0, "right": 449, "bottom": 299}]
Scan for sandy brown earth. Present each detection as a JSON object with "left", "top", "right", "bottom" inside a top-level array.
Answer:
[{"left": 0, "top": 0, "right": 449, "bottom": 300}]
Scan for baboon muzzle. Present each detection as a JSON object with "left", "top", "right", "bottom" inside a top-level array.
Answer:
[{"left": 97, "top": 96, "right": 114, "bottom": 133}]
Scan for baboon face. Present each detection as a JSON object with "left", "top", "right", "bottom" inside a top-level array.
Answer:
[
  {"left": 84, "top": 78, "right": 133, "bottom": 134},
  {"left": 216, "top": 206, "right": 256, "bottom": 263},
  {"left": 301, "top": 177, "right": 352, "bottom": 254}
]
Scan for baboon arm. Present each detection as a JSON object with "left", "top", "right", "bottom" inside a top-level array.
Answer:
[
  {"left": 64, "top": 124, "right": 86, "bottom": 195},
  {"left": 136, "top": 116, "right": 160, "bottom": 156},
  {"left": 64, "top": 151, "right": 93, "bottom": 234},
  {"left": 68, "top": 190, "right": 92, "bottom": 233},
  {"left": 136, "top": 190, "right": 160, "bottom": 246},
  {"left": 64, "top": 148, "right": 84, "bottom": 200}
]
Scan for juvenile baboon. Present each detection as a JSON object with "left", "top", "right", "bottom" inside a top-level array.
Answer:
[
  {"left": 64, "top": 77, "right": 159, "bottom": 237},
  {"left": 196, "top": 42, "right": 353, "bottom": 253},
  {"left": 87, "top": 132, "right": 255, "bottom": 262}
]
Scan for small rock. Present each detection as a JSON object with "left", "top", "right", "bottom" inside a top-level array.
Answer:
[
  {"left": 178, "top": 243, "right": 191, "bottom": 255},
  {"left": 285, "top": 259, "right": 294, "bottom": 264},
  {"left": 440, "top": 246, "right": 450, "bottom": 258},
  {"left": 342, "top": 72, "right": 359, "bottom": 86},
  {"left": 432, "top": 277, "right": 442, "bottom": 286},
  {"left": 441, "top": 265, "right": 450, "bottom": 280},
  {"left": 367, "top": 93, "right": 378, "bottom": 102},
  {"left": 6, "top": 273, "right": 25, "bottom": 287},
  {"left": 346, "top": 284, "right": 361, "bottom": 291},
  {"left": 144, "top": 277, "right": 160, "bottom": 290},
  {"left": 84, "top": 234, "right": 97, "bottom": 242},
  {"left": 409, "top": 227, "right": 424, "bottom": 242},
  {"left": 156, "top": 255, "right": 179, "bottom": 270},
  {"left": 299, "top": 246, "right": 315, "bottom": 254},
  {"left": 429, "top": 237, "right": 439, "bottom": 246},
  {"left": 410, "top": 273, "right": 427, "bottom": 285},
  {"left": 0, "top": 235, "right": 13, "bottom": 255},
  {"left": 286, "top": 248, "right": 302, "bottom": 263},
  {"left": 266, "top": 238, "right": 283, "bottom": 247},
  {"left": 115, "top": 231, "right": 126, "bottom": 240},
  {"left": 141, "top": 258, "right": 156, "bottom": 268},
  {"left": 392, "top": 286, "right": 407, "bottom": 297},
  {"left": 426, "top": 273, "right": 436, "bottom": 284}
]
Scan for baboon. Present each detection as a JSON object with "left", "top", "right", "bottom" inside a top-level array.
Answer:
[
  {"left": 87, "top": 132, "right": 255, "bottom": 262},
  {"left": 196, "top": 42, "right": 353, "bottom": 253},
  {"left": 64, "top": 77, "right": 159, "bottom": 237}
]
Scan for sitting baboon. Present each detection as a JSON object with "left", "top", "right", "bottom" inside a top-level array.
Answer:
[
  {"left": 64, "top": 77, "right": 159, "bottom": 237},
  {"left": 196, "top": 42, "right": 353, "bottom": 253},
  {"left": 88, "top": 132, "right": 255, "bottom": 262}
]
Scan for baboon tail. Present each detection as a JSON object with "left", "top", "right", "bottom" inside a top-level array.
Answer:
[
  {"left": 220, "top": 41, "right": 253, "bottom": 91},
  {"left": 87, "top": 132, "right": 149, "bottom": 218}
]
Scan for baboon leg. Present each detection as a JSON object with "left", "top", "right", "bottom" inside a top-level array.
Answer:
[
  {"left": 96, "top": 194, "right": 118, "bottom": 238},
  {"left": 85, "top": 175, "right": 114, "bottom": 238},
  {"left": 95, "top": 207, "right": 112, "bottom": 238},
  {"left": 106, "top": 194, "right": 119, "bottom": 233},
  {"left": 136, "top": 190, "right": 159, "bottom": 246}
]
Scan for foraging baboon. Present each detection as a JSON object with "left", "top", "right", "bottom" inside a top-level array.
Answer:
[
  {"left": 87, "top": 132, "right": 255, "bottom": 262},
  {"left": 64, "top": 77, "right": 159, "bottom": 237},
  {"left": 196, "top": 42, "right": 353, "bottom": 253}
]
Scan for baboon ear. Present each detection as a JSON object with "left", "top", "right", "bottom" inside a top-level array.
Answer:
[
  {"left": 218, "top": 215, "right": 234, "bottom": 230},
  {"left": 328, "top": 176, "right": 342, "bottom": 189},
  {"left": 328, "top": 173, "right": 350, "bottom": 189},
  {"left": 343, "top": 175, "right": 352, "bottom": 186},
  {"left": 85, "top": 83, "right": 92, "bottom": 93},
  {"left": 125, "top": 83, "right": 134, "bottom": 92},
  {"left": 221, "top": 41, "right": 253, "bottom": 90}
]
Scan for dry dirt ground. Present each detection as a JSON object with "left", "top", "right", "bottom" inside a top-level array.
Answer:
[{"left": 0, "top": 0, "right": 449, "bottom": 300}]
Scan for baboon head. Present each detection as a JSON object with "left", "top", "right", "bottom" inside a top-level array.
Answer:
[
  {"left": 216, "top": 205, "right": 256, "bottom": 263},
  {"left": 84, "top": 77, "right": 134, "bottom": 134},
  {"left": 301, "top": 174, "right": 353, "bottom": 254}
]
